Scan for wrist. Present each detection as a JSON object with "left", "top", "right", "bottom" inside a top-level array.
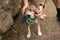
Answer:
[{"left": 24, "top": 5, "right": 29, "bottom": 7}]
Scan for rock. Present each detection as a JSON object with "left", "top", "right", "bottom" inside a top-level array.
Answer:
[
  {"left": 0, "top": 0, "right": 21, "bottom": 33},
  {"left": 0, "top": 10, "right": 13, "bottom": 33},
  {"left": 0, "top": 0, "right": 21, "bottom": 16}
]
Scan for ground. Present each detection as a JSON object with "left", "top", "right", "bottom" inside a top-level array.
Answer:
[{"left": 1, "top": 0, "right": 60, "bottom": 40}]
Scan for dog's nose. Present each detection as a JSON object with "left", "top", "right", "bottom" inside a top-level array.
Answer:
[
  {"left": 34, "top": 12, "right": 38, "bottom": 14},
  {"left": 27, "top": 15, "right": 30, "bottom": 17}
]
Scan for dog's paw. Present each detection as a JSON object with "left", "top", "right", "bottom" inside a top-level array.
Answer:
[
  {"left": 27, "top": 33, "right": 31, "bottom": 38},
  {"left": 38, "top": 32, "right": 42, "bottom": 36}
]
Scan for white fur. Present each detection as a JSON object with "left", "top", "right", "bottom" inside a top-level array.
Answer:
[{"left": 25, "top": 11, "right": 35, "bottom": 18}]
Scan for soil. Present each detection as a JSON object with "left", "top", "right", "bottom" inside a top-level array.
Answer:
[{"left": 2, "top": 0, "right": 60, "bottom": 40}]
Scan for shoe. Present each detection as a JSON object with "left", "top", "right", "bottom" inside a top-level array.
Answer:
[
  {"left": 56, "top": 13, "right": 60, "bottom": 21},
  {"left": 56, "top": 8, "right": 60, "bottom": 21}
]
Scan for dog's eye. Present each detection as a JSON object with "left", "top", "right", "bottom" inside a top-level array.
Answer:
[{"left": 30, "top": 9, "right": 31, "bottom": 10}]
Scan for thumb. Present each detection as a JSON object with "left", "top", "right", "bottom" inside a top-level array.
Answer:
[{"left": 39, "top": 6, "right": 43, "bottom": 11}]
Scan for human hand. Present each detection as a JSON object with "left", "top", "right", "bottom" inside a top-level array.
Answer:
[
  {"left": 22, "top": 5, "right": 29, "bottom": 15},
  {"left": 39, "top": 5, "right": 43, "bottom": 13},
  {"left": 34, "top": 6, "right": 43, "bottom": 17}
]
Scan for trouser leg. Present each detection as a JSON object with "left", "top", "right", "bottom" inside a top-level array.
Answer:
[{"left": 53, "top": 0, "right": 60, "bottom": 21}]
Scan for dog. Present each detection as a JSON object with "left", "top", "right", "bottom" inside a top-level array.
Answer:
[{"left": 23, "top": 5, "right": 46, "bottom": 38}]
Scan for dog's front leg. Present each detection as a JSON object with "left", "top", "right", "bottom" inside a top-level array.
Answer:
[
  {"left": 36, "top": 20, "right": 42, "bottom": 36},
  {"left": 27, "top": 25, "right": 31, "bottom": 38}
]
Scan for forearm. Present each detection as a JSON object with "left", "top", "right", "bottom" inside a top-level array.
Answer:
[
  {"left": 41, "top": 0, "right": 46, "bottom": 5},
  {"left": 38, "top": 0, "right": 46, "bottom": 9},
  {"left": 23, "top": 0, "right": 29, "bottom": 6}
]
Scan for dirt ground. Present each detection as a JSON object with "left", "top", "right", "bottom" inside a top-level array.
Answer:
[{"left": 1, "top": 0, "right": 60, "bottom": 40}]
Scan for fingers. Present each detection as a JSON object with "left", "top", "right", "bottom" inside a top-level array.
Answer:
[{"left": 39, "top": 6, "right": 43, "bottom": 12}]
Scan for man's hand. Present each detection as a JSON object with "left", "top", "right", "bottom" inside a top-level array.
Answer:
[
  {"left": 34, "top": 6, "right": 43, "bottom": 17},
  {"left": 39, "top": 5, "right": 43, "bottom": 12},
  {"left": 22, "top": 5, "right": 29, "bottom": 14}
]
